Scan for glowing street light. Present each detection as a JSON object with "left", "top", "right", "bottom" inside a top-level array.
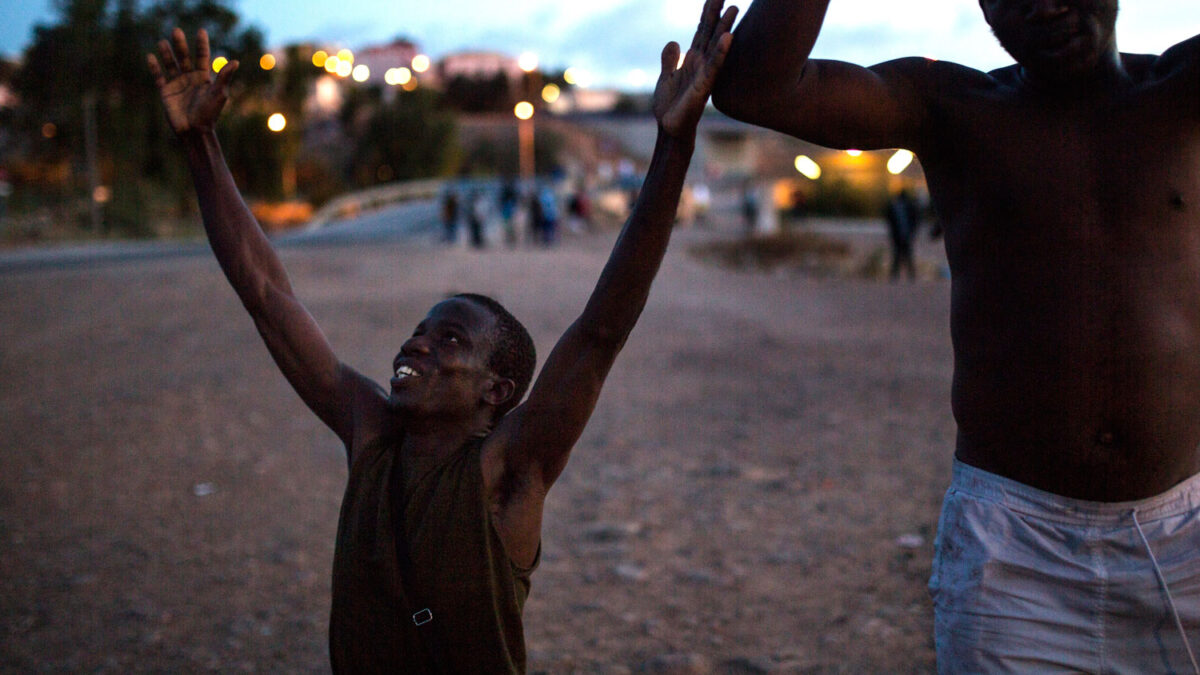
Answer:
[
  {"left": 514, "top": 101, "right": 534, "bottom": 120},
  {"left": 795, "top": 155, "right": 821, "bottom": 180},
  {"left": 518, "top": 52, "right": 538, "bottom": 73},
  {"left": 212, "top": 56, "right": 229, "bottom": 73},
  {"left": 887, "top": 149, "right": 915, "bottom": 175},
  {"left": 401, "top": 77, "right": 418, "bottom": 92},
  {"left": 267, "top": 113, "right": 287, "bottom": 132},
  {"left": 260, "top": 53, "right": 276, "bottom": 70},
  {"left": 336, "top": 60, "right": 353, "bottom": 78},
  {"left": 337, "top": 49, "right": 354, "bottom": 65},
  {"left": 312, "top": 50, "right": 328, "bottom": 68},
  {"left": 324, "top": 55, "right": 340, "bottom": 73},
  {"left": 314, "top": 76, "right": 341, "bottom": 111},
  {"left": 352, "top": 64, "right": 370, "bottom": 82},
  {"left": 386, "top": 67, "right": 413, "bottom": 86},
  {"left": 41, "top": 122, "right": 57, "bottom": 138},
  {"left": 541, "top": 83, "right": 560, "bottom": 103},
  {"left": 569, "top": 68, "right": 592, "bottom": 88},
  {"left": 845, "top": 149, "right": 862, "bottom": 157},
  {"left": 411, "top": 54, "right": 430, "bottom": 73}
]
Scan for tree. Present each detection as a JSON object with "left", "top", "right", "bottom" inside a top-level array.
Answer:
[
  {"left": 11, "top": 0, "right": 269, "bottom": 234},
  {"left": 352, "top": 89, "right": 458, "bottom": 185},
  {"left": 441, "top": 73, "right": 512, "bottom": 113}
]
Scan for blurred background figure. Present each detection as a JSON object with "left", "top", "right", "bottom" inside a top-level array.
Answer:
[
  {"left": 466, "top": 187, "right": 487, "bottom": 249},
  {"left": 441, "top": 185, "right": 460, "bottom": 244},
  {"left": 499, "top": 178, "right": 519, "bottom": 246},
  {"left": 885, "top": 187, "right": 920, "bottom": 282},
  {"left": 566, "top": 181, "right": 591, "bottom": 233},
  {"left": 532, "top": 183, "right": 558, "bottom": 246},
  {"left": 740, "top": 178, "right": 759, "bottom": 236},
  {"left": 0, "top": 169, "right": 11, "bottom": 231}
]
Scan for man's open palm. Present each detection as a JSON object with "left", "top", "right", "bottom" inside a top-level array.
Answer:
[
  {"left": 148, "top": 28, "right": 239, "bottom": 136},
  {"left": 653, "top": 0, "right": 737, "bottom": 138}
]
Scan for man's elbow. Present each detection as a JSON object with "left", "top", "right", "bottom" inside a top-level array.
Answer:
[
  {"left": 711, "top": 74, "right": 738, "bottom": 117},
  {"left": 711, "top": 74, "right": 757, "bottom": 124}
]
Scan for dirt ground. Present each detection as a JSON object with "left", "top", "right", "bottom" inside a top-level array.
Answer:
[{"left": 0, "top": 218, "right": 953, "bottom": 673}]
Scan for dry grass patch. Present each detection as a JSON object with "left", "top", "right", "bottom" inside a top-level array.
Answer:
[{"left": 689, "top": 231, "right": 854, "bottom": 276}]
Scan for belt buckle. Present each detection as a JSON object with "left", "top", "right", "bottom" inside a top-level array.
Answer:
[{"left": 412, "top": 608, "right": 433, "bottom": 626}]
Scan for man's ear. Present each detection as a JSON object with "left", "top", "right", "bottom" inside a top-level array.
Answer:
[{"left": 483, "top": 376, "right": 516, "bottom": 408}]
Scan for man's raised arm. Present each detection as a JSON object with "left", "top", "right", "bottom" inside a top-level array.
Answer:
[
  {"left": 149, "top": 29, "right": 373, "bottom": 447},
  {"left": 488, "top": 0, "right": 738, "bottom": 494},
  {"left": 711, "top": 0, "right": 928, "bottom": 150}
]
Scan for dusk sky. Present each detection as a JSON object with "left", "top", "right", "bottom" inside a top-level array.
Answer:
[{"left": 1, "top": 0, "right": 1197, "bottom": 90}]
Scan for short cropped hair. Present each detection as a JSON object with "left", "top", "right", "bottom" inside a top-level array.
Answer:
[{"left": 453, "top": 293, "right": 536, "bottom": 419}]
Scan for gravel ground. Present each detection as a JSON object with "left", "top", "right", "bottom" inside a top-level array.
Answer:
[{"left": 1, "top": 218, "right": 952, "bottom": 673}]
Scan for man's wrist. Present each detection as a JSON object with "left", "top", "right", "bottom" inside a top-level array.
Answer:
[
  {"left": 655, "top": 125, "right": 697, "bottom": 154},
  {"left": 181, "top": 128, "right": 220, "bottom": 155}
]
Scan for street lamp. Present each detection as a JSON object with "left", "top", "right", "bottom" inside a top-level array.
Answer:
[
  {"left": 795, "top": 155, "right": 821, "bottom": 180},
  {"left": 516, "top": 52, "right": 540, "bottom": 180},
  {"left": 887, "top": 149, "right": 915, "bottom": 175},
  {"left": 515, "top": 102, "right": 534, "bottom": 180}
]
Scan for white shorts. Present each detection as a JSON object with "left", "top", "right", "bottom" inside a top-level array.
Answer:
[{"left": 929, "top": 460, "right": 1200, "bottom": 674}]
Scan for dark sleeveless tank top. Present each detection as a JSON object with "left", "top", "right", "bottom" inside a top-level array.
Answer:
[{"left": 329, "top": 433, "right": 535, "bottom": 673}]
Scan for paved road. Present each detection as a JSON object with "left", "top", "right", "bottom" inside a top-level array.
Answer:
[{"left": 0, "top": 199, "right": 439, "bottom": 273}]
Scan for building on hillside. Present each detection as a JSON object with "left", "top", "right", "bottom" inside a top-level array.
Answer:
[
  {"left": 436, "top": 51, "right": 523, "bottom": 88},
  {"left": 355, "top": 39, "right": 422, "bottom": 86},
  {"left": 547, "top": 88, "right": 621, "bottom": 115}
]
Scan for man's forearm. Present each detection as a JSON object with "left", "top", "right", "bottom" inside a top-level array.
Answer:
[
  {"left": 183, "top": 131, "right": 294, "bottom": 306},
  {"left": 575, "top": 129, "right": 694, "bottom": 345},
  {"left": 712, "top": 0, "right": 832, "bottom": 110}
]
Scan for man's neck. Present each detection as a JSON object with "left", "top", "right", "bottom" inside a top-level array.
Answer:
[
  {"left": 1018, "top": 49, "right": 1128, "bottom": 97},
  {"left": 396, "top": 412, "right": 492, "bottom": 460}
]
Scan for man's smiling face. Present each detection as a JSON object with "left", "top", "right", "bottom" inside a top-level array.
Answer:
[{"left": 388, "top": 297, "right": 499, "bottom": 420}]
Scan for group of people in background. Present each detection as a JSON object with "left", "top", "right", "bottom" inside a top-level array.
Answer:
[{"left": 440, "top": 178, "right": 592, "bottom": 249}]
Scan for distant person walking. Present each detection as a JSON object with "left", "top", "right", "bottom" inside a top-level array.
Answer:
[
  {"left": 740, "top": 178, "right": 759, "bottom": 235},
  {"left": 467, "top": 189, "right": 487, "bottom": 249},
  {"left": 884, "top": 188, "right": 919, "bottom": 282},
  {"left": 440, "top": 187, "right": 459, "bottom": 244},
  {"left": 533, "top": 184, "right": 559, "bottom": 246},
  {"left": 499, "top": 179, "right": 520, "bottom": 246},
  {"left": 567, "top": 183, "right": 592, "bottom": 233}
]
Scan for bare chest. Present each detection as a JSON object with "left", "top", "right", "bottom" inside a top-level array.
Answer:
[{"left": 926, "top": 87, "right": 1200, "bottom": 283}]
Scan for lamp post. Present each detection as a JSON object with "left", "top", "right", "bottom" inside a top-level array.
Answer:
[
  {"left": 514, "top": 101, "right": 534, "bottom": 180},
  {"left": 516, "top": 52, "right": 539, "bottom": 180}
]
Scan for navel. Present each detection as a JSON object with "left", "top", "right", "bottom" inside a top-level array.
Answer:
[{"left": 1170, "top": 190, "right": 1186, "bottom": 210}]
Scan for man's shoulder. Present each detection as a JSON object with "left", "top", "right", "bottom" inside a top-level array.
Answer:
[
  {"left": 1137, "top": 34, "right": 1200, "bottom": 82},
  {"left": 873, "top": 56, "right": 1010, "bottom": 97}
]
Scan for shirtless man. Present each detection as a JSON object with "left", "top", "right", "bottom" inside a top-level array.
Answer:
[
  {"left": 147, "top": 2, "right": 735, "bottom": 670},
  {"left": 712, "top": 0, "right": 1200, "bottom": 671}
]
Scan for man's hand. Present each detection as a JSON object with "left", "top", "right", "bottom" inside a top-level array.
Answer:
[
  {"left": 147, "top": 28, "right": 239, "bottom": 136},
  {"left": 653, "top": 0, "right": 738, "bottom": 139}
]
